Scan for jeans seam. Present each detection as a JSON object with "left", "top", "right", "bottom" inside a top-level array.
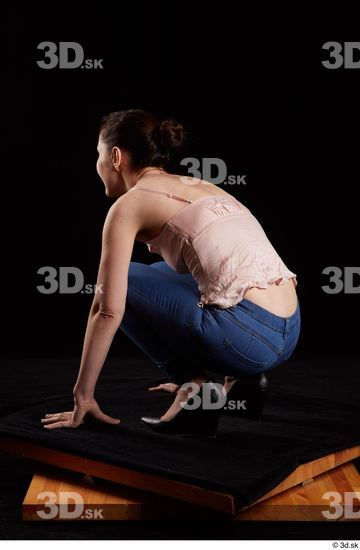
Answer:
[
  {"left": 226, "top": 305, "right": 286, "bottom": 333},
  {"left": 223, "top": 337, "right": 269, "bottom": 367},
  {"left": 218, "top": 311, "right": 283, "bottom": 356}
]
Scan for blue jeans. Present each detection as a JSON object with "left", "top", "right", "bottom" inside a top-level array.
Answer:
[{"left": 119, "top": 261, "right": 301, "bottom": 385}]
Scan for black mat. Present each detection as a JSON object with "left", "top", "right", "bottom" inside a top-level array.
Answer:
[{"left": 0, "top": 357, "right": 359, "bottom": 509}]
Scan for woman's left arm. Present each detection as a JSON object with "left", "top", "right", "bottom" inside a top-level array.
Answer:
[{"left": 42, "top": 198, "right": 140, "bottom": 429}]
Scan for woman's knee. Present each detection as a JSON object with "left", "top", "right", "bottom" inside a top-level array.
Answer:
[
  {"left": 148, "top": 260, "right": 173, "bottom": 275},
  {"left": 128, "top": 261, "right": 155, "bottom": 283},
  {"left": 128, "top": 260, "right": 170, "bottom": 279},
  {"left": 149, "top": 260, "right": 198, "bottom": 292},
  {"left": 128, "top": 261, "right": 148, "bottom": 274},
  {"left": 127, "top": 262, "right": 157, "bottom": 302}
]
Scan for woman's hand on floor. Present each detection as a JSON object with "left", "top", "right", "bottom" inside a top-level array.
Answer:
[
  {"left": 148, "top": 382, "right": 180, "bottom": 394},
  {"left": 40, "top": 397, "right": 121, "bottom": 430}
]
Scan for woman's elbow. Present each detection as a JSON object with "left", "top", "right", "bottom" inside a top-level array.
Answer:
[
  {"left": 98, "top": 308, "right": 124, "bottom": 321},
  {"left": 91, "top": 301, "right": 124, "bottom": 323}
]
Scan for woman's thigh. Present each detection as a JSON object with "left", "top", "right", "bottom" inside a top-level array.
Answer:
[{"left": 126, "top": 261, "right": 202, "bottom": 343}]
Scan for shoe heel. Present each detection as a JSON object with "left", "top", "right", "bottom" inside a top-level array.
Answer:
[{"left": 222, "top": 374, "right": 268, "bottom": 420}]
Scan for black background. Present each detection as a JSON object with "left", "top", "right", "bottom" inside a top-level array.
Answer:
[{"left": 2, "top": 5, "right": 359, "bottom": 362}]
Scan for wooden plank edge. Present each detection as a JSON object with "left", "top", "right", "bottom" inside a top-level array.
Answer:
[
  {"left": 0, "top": 436, "right": 236, "bottom": 515},
  {"left": 236, "top": 445, "right": 360, "bottom": 511}
]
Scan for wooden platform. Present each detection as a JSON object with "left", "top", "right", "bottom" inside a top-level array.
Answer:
[
  {"left": 22, "top": 461, "right": 360, "bottom": 521},
  {"left": 0, "top": 437, "right": 359, "bottom": 519}
]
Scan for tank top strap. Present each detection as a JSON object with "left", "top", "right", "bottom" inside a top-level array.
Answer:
[{"left": 128, "top": 186, "right": 192, "bottom": 204}]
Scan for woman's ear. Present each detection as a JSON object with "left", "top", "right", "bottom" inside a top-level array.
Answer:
[{"left": 111, "top": 147, "right": 122, "bottom": 172}]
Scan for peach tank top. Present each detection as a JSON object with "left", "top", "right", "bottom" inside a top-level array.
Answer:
[{"left": 129, "top": 187, "right": 297, "bottom": 309}]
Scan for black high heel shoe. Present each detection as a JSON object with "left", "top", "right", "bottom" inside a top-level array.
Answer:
[
  {"left": 222, "top": 373, "right": 268, "bottom": 420},
  {"left": 140, "top": 380, "right": 223, "bottom": 437}
]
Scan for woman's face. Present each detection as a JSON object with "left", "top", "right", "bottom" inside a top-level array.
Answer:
[{"left": 96, "top": 136, "right": 123, "bottom": 197}]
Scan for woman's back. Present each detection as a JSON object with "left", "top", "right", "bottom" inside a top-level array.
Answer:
[
  {"left": 126, "top": 172, "right": 298, "bottom": 317},
  {"left": 133, "top": 172, "right": 230, "bottom": 241}
]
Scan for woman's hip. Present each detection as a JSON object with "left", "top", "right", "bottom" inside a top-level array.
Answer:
[{"left": 192, "top": 299, "right": 301, "bottom": 374}]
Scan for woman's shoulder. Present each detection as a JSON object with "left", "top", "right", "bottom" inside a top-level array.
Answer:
[{"left": 151, "top": 174, "right": 232, "bottom": 201}]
